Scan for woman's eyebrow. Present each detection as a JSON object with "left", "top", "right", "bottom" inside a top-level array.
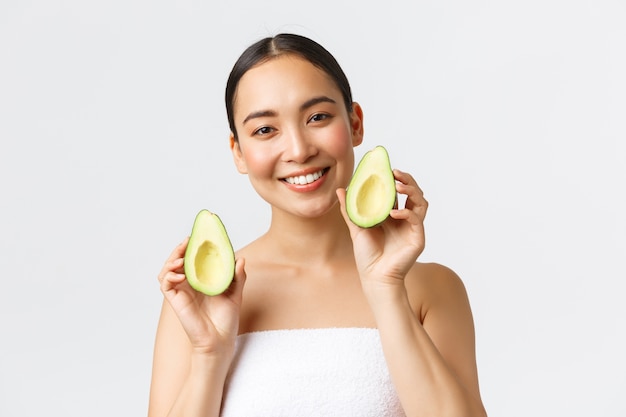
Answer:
[
  {"left": 300, "top": 96, "right": 336, "bottom": 111},
  {"left": 242, "top": 96, "right": 337, "bottom": 125},
  {"left": 243, "top": 110, "right": 277, "bottom": 125}
]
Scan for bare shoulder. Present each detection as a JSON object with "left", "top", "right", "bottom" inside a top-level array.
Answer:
[
  {"left": 404, "top": 262, "right": 472, "bottom": 322},
  {"left": 406, "top": 262, "right": 485, "bottom": 410},
  {"left": 234, "top": 236, "right": 266, "bottom": 261}
]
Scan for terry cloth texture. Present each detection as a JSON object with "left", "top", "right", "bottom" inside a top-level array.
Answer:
[{"left": 220, "top": 327, "right": 406, "bottom": 417}]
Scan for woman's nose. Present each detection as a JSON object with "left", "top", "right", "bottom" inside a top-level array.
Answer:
[{"left": 282, "top": 128, "right": 318, "bottom": 163}]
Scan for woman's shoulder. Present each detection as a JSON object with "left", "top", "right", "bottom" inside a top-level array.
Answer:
[
  {"left": 405, "top": 261, "right": 471, "bottom": 321},
  {"left": 407, "top": 261, "right": 466, "bottom": 294},
  {"left": 234, "top": 235, "right": 268, "bottom": 260}
]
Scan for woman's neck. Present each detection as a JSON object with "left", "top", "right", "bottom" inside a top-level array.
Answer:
[{"left": 262, "top": 206, "right": 354, "bottom": 266}]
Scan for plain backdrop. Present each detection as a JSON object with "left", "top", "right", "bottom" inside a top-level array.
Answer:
[{"left": 1, "top": 1, "right": 624, "bottom": 416}]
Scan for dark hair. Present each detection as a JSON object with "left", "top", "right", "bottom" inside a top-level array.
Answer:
[{"left": 225, "top": 33, "right": 354, "bottom": 140}]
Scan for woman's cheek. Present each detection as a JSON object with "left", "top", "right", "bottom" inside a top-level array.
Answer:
[
  {"left": 327, "top": 124, "right": 356, "bottom": 163},
  {"left": 240, "top": 144, "right": 276, "bottom": 178}
]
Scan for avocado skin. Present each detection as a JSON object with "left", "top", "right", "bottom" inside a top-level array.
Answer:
[
  {"left": 184, "top": 209, "right": 235, "bottom": 296},
  {"left": 345, "top": 146, "right": 396, "bottom": 228}
]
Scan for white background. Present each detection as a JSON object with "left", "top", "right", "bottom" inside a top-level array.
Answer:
[{"left": 1, "top": 1, "right": 624, "bottom": 416}]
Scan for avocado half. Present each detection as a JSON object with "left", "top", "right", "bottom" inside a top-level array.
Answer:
[
  {"left": 184, "top": 209, "right": 235, "bottom": 296},
  {"left": 345, "top": 145, "right": 396, "bottom": 228}
]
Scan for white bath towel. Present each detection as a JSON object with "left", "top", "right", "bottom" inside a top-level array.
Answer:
[{"left": 220, "top": 327, "right": 406, "bottom": 417}]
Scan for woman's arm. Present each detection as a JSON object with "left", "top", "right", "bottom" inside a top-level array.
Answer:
[
  {"left": 148, "top": 301, "right": 231, "bottom": 417},
  {"left": 362, "top": 264, "right": 487, "bottom": 417},
  {"left": 337, "top": 169, "right": 487, "bottom": 417},
  {"left": 148, "top": 239, "right": 246, "bottom": 417}
]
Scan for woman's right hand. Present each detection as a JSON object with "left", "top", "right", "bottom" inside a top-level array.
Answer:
[{"left": 157, "top": 237, "right": 246, "bottom": 357}]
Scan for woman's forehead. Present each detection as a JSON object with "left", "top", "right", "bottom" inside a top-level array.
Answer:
[{"left": 233, "top": 55, "right": 343, "bottom": 115}]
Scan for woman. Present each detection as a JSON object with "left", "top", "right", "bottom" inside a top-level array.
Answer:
[{"left": 149, "top": 33, "right": 487, "bottom": 417}]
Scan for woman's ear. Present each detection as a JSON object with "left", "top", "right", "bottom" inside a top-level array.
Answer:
[
  {"left": 230, "top": 133, "right": 248, "bottom": 174},
  {"left": 350, "top": 102, "right": 364, "bottom": 147}
]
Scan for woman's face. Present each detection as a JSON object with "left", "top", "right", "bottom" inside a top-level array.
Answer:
[{"left": 230, "top": 54, "right": 363, "bottom": 219}]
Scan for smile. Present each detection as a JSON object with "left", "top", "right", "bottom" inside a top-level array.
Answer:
[{"left": 282, "top": 168, "right": 328, "bottom": 185}]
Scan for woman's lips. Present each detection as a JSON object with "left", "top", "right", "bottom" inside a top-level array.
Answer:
[
  {"left": 282, "top": 168, "right": 327, "bottom": 185},
  {"left": 281, "top": 167, "right": 330, "bottom": 191}
]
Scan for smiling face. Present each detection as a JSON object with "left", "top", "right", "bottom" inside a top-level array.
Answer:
[{"left": 230, "top": 54, "right": 364, "bottom": 219}]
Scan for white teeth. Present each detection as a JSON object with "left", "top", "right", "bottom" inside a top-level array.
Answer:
[{"left": 285, "top": 169, "right": 324, "bottom": 185}]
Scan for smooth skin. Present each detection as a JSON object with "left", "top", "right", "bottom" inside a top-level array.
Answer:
[{"left": 148, "top": 55, "right": 487, "bottom": 417}]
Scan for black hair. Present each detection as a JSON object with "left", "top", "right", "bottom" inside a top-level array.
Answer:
[{"left": 225, "top": 33, "right": 354, "bottom": 140}]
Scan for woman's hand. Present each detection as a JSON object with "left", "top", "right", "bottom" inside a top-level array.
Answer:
[
  {"left": 157, "top": 237, "right": 246, "bottom": 356},
  {"left": 337, "top": 169, "right": 428, "bottom": 286}
]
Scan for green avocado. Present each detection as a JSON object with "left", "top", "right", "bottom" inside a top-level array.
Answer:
[
  {"left": 345, "top": 145, "right": 396, "bottom": 228},
  {"left": 184, "top": 209, "right": 235, "bottom": 296}
]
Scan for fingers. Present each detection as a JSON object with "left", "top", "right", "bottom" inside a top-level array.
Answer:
[
  {"left": 160, "top": 237, "right": 189, "bottom": 276},
  {"left": 169, "top": 236, "right": 189, "bottom": 262},
  {"left": 393, "top": 169, "right": 424, "bottom": 200},
  {"left": 390, "top": 169, "right": 428, "bottom": 224},
  {"left": 158, "top": 237, "right": 189, "bottom": 291},
  {"left": 160, "top": 269, "right": 187, "bottom": 294}
]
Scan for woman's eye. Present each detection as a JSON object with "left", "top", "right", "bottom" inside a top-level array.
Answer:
[
  {"left": 254, "top": 126, "right": 273, "bottom": 136},
  {"left": 309, "top": 113, "right": 330, "bottom": 123}
]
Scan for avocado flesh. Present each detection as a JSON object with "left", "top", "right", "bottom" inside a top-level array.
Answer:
[
  {"left": 184, "top": 209, "right": 235, "bottom": 296},
  {"left": 346, "top": 146, "right": 396, "bottom": 228}
]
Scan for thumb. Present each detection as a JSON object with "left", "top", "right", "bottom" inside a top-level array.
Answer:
[
  {"left": 336, "top": 188, "right": 349, "bottom": 223},
  {"left": 336, "top": 188, "right": 360, "bottom": 237},
  {"left": 226, "top": 257, "right": 246, "bottom": 305}
]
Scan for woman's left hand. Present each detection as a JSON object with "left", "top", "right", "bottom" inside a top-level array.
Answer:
[{"left": 337, "top": 169, "right": 428, "bottom": 287}]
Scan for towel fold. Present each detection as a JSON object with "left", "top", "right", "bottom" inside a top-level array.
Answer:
[{"left": 220, "top": 327, "right": 406, "bottom": 417}]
